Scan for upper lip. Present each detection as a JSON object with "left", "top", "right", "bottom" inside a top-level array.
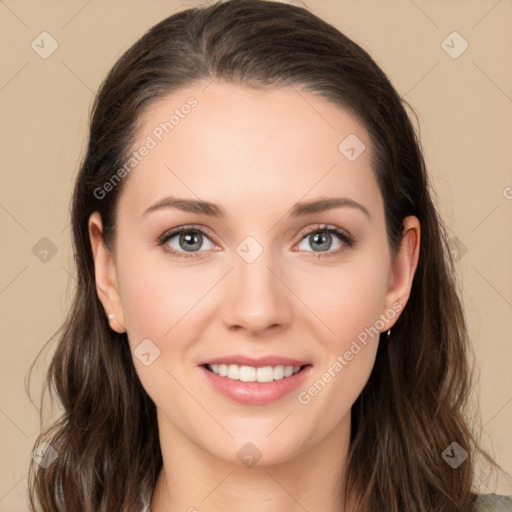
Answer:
[{"left": 200, "top": 355, "right": 311, "bottom": 368}]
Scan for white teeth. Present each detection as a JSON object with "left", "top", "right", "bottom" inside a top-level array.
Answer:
[
  {"left": 207, "top": 363, "right": 302, "bottom": 382},
  {"left": 284, "top": 365, "right": 294, "bottom": 378},
  {"left": 257, "top": 366, "right": 274, "bottom": 383},
  {"left": 227, "top": 364, "right": 240, "bottom": 379},
  {"left": 239, "top": 366, "right": 256, "bottom": 382},
  {"left": 273, "top": 365, "right": 285, "bottom": 380}
]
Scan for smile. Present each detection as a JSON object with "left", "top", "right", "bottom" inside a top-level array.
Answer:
[
  {"left": 206, "top": 363, "right": 302, "bottom": 382},
  {"left": 200, "top": 363, "right": 313, "bottom": 405}
]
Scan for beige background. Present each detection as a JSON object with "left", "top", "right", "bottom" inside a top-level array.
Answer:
[{"left": 1, "top": 0, "right": 511, "bottom": 509}]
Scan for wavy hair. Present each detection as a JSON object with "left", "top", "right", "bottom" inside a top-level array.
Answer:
[{"left": 27, "top": 0, "right": 503, "bottom": 510}]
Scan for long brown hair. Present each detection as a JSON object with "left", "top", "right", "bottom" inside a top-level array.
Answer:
[{"left": 27, "top": 1, "right": 503, "bottom": 510}]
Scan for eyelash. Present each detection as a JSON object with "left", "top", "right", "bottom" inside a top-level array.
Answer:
[{"left": 157, "top": 224, "right": 357, "bottom": 260}]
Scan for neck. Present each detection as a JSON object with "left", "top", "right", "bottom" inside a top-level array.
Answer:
[{"left": 150, "top": 410, "right": 352, "bottom": 512}]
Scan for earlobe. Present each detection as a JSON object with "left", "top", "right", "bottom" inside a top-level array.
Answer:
[
  {"left": 88, "top": 212, "right": 127, "bottom": 333},
  {"left": 381, "top": 215, "right": 421, "bottom": 329}
]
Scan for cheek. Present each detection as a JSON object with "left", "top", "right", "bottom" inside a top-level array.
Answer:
[
  {"left": 296, "top": 252, "right": 388, "bottom": 403},
  {"left": 115, "top": 238, "right": 213, "bottom": 341},
  {"left": 297, "top": 269, "right": 386, "bottom": 423},
  {"left": 117, "top": 232, "right": 390, "bottom": 360},
  {"left": 115, "top": 252, "right": 209, "bottom": 408},
  {"left": 299, "top": 254, "right": 389, "bottom": 345}
]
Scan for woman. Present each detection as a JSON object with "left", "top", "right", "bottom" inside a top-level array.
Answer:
[{"left": 27, "top": 0, "right": 511, "bottom": 511}]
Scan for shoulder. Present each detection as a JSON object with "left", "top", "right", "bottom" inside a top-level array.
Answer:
[{"left": 474, "top": 494, "right": 512, "bottom": 511}]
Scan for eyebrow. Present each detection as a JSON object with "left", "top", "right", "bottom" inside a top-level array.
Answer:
[{"left": 142, "top": 196, "right": 371, "bottom": 220}]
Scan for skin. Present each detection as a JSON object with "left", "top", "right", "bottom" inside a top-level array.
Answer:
[{"left": 89, "top": 81, "right": 420, "bottom": 512}]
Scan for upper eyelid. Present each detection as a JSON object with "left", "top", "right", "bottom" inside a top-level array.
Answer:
[
  {"left": 159, "top": 223, "right": 351, "bottom": 248},
  {"left": 159, "top": 224, "right": 216, "bottom": 240}
]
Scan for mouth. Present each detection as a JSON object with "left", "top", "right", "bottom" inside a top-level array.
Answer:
[
  {"left": 198, "top": 360, "right": 313, "bottom": 405},
  {"left": 202, "top": 363, "right": 309, "bottom": 382}
]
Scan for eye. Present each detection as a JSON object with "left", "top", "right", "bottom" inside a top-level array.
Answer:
[
  {"left": 158, "top": 223, "right": 356, "bottom": 260},
  {"left": 295, "top": 224, "right": 356, "bottom": 258},
  {"left": 158, "top": 225, "right": 217, "bottom": 259}
]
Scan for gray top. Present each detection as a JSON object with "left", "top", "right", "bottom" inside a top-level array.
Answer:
[
  {"left": 475, "top": 494, "right": 512, "bottom": 511},
  {"left": 143, "top": 494, "right": 512, "bottom": 511}
]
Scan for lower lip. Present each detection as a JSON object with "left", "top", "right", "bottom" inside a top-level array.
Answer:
[{"left": 199, "top": 365, "right": 313, "bottom": 405}]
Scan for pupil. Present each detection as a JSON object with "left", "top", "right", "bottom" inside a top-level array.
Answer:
[
  {"left": 180, "top": 232, "right": 202, "bottom": 252},
  {"left": 312, "top": 232, "right": 331, "bottom": 251},
  {"left": 177, "top": 231, "right": 332, "bottom": 253}
]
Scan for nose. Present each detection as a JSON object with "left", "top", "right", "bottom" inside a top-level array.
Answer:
[{"left": 221, "top": 248, "right": 292, "bottom": 337}]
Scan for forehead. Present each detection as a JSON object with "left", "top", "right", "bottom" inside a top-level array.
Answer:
[{"left": 119, "top": 81, "right": 382, "bottom": 221}]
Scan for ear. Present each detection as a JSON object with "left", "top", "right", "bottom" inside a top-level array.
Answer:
[
  {"left": 88, "top": 211, "right": 126, "bottom": 333},
  {"left": 381, "top": 215, "right": 421, "bottom": 328}
]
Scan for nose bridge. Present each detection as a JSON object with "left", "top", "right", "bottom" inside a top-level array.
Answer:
[{"left": 222, "top": 237, "right": 291, "bottom": 334}]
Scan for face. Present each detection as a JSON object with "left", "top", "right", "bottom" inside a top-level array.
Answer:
[{"left": 90, "top": 81, "right": 419, "bottom": 467}]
